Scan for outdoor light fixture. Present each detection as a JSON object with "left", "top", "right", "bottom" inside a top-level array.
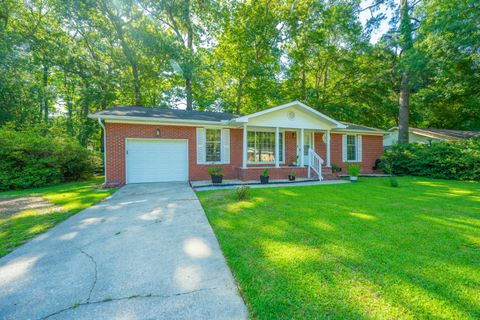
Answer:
[{"left": 156, "top": 128, "right": 160, "bottom": 136}]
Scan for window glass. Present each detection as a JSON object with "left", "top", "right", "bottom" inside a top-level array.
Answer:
[
  {"left": 347, "top": 135, "right": 357, "bottom": 161},
  {"left": 206, "top": 129, "right": 221, "bottom": 162},
  {"left": 247, "top": 131, "right": 284, "bottom": 163}
]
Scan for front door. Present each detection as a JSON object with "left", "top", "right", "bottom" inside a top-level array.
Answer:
[{"left": 298, "top": 132, "right": 313, "bottom": 166}]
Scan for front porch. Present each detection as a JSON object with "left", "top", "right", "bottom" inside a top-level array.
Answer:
[
  {"left": 231, "top": 102, "right": 345, "bottom": 181},
  {"left": 238, "top": 126, "right": 332, "bottom": 181},
  {"left": 191, "top": 177, "right": 348, "bottom": 190}
]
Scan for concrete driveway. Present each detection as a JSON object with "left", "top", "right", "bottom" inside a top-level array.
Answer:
[{"left": 0, "top": 183, "right": 247, "bottom": 320}]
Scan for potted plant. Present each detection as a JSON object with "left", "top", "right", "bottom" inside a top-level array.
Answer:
[
  {"left": 288, "top": 170, "right": 296, "bottom": 181},
  {"left": 208, "top": 165, "right": 223, "bottom": 184},
  {"left": 346, "top": 163, "right": 361, "bottom": 182},
  {"left": 331, "top": 163, "right": 341, "bottom": 174},
  {"left": 291, "top": 155, "right": 298, "bottom": 166},
  {"left": 260, "top": 169, "right": 269, "bottom": 184}
]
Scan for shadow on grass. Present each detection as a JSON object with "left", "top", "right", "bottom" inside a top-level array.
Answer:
[
  {"left": 198, "top": 177, "right": 480, "bottom": 319},
  {"left": 0, "top": 177, "right": 116, "bottom": 257}
]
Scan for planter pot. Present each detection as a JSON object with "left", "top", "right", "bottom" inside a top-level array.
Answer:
[
  {"left": 350, "top": 176, "right": 358, "bottom": 182},
  {"left": 260, "top": 176, "right": 269, "bottom": 184},
  {"left": 211, "top": 175, "right": 223, "bottom": 184},
  {"left": 288, "top": 175, "right": 296, "bottom": 181}
]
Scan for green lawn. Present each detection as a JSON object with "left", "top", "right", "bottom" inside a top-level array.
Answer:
[
  {"left": 197, "top": 177, "right": 480, "bottom": 319},
  {"left": 0, "top": 177, "right": 116, "bottom": 257}
]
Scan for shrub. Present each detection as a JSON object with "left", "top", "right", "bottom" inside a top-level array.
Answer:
[
  {"left": 346, "top": 163, "right": 361, "bottom": 177},
  {"left": 289, "top": 170, "right": 296, "bottom": 177},
  {"left": 389, "top": 177, "right": 399, "bottom": 187},
  {"left": 331, "top": 163, "right": 341, "bottom": 173},
  {"left": 236, "top": 185, "right": 250, "bottom": 201},
  {"left": 262, "top": 169, "right": 269, "bottom": 177},
  {"left": 0, "top": 128, "right": 99, "bottom": 190},
  {"left": 207, "top": 165, "right": 223, "bottom": 177},
  {"left": 381, "top": 139, "right": 480, "bottom": 181}
]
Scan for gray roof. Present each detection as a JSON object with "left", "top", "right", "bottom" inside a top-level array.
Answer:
[
  {"left": 390, "top": 127, "right": 480, "bottom": 140},
  {"left": 90, "top": 106, "right": 385, "bottom": 133},
  {"left": 340, "top": 122, "right": 385, "bottom": 132},
  {"left": 91, "top": 106, "right": 238, "bottom": 122},
  {"left": 419, "top": 128, "right": 480, "bottom": 139}
]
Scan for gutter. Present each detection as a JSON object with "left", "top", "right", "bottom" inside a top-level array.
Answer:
[
  {"left": 98, "top": 117, "right": 107, "bottom": 185},
  {"left": 88, "top": 114, "right": 234, "bottom": 126},
  {"left": 332, "top": 129, "right": 388, "bottom": 135}
]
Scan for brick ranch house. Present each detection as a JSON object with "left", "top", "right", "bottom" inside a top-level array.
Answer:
[{"left": 89, "top": 101, "right": 386, "bottom": 186}]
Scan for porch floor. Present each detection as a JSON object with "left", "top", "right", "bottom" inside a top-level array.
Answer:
[{"left": 191, "top": 178, "right": 349, "bottom": 191}]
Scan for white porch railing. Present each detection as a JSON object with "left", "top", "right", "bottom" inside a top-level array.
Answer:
[{"left": 308, "top": 148, "right": 324, "bottom": 180}]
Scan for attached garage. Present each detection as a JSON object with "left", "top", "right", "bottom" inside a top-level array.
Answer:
[{"left": 126, "top": 139, "right": 188, "bottom": 183}]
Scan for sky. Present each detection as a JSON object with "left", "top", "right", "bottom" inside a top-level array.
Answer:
[{"left": 358, "top": 0, "right": 393, "bottom": 43}]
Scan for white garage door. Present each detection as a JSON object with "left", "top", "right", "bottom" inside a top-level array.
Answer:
[{"left": 126, "top": 139, "right": 188, "bottom": 183}]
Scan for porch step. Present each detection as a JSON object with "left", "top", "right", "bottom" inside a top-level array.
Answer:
[{"left": 320, "top": 167, "right": 338, "bottom": 180}]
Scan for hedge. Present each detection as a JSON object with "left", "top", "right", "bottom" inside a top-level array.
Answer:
[
  {"left": 381, "top": 139, "right": 480, "bottom": 181},
  {"left": 0, "top": 128, "right": 101, "bottom": 190}
]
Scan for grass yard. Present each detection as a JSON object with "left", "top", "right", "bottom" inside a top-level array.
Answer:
[
  {"left": 0, "top": 177, "right": 116, "bottom": 257},
  {"left": 197, "top": 177, "right": 480, "bottom": 319}
]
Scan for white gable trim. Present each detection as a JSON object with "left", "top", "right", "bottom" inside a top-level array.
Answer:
[{"left": 233, "top": 101, "right": 346, "bottom": 128}]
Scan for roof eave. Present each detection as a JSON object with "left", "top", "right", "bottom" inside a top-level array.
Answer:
[
  {"left": 88, "top": 114, "right": 230, "bottom": 126},
  {"left": 333, "top": 128, "right": 388, "bottom": 135},
  {"left": 233, "top": 101, "right": 347, "bottom": 128}
]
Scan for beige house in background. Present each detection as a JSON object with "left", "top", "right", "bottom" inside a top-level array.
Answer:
[{"left": 383, "top": 127, "right": 480, "bottom": 147}]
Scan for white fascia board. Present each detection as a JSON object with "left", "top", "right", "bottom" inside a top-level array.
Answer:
[
  {"left": 233, "top": 101, "right": 346, "bottom": 128},
  {"left": 389, "top": 126, "right": 449, "bottom": 140},
  {"left": 89, "top": 114, "right": 235, "bottom": 127},
  {"left": 332, "top": 128, "right": 388, "bottom": 136},
  {"left": 410, "top": 131, "right": 449, "bottom": 140}
]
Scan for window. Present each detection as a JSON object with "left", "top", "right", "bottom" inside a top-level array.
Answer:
[
  {"left": 247, "top": 131, "right": 284, "bottom": 163},
  {"left": 347, "top": 135, "right": 357, "bottom": 161},
  {"left": 206, "top": 129, "right": 221, "bottom": 162}
]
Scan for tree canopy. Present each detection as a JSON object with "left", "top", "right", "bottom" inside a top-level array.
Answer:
[{"left": 0, "top": 0, "right": 478, "bottom": 149}]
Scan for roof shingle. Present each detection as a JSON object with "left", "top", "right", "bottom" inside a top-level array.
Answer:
[{"left": 91, "top": 106, "right": 238, "bottom": 122}]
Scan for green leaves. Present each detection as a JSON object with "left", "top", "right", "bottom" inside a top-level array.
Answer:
[{"left": 0, "top": 0, "right": 478, "bottom": 150}]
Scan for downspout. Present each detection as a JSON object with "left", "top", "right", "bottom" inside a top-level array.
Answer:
[{"left": 98, "top": 117, "right": 107, "bottom": 185}]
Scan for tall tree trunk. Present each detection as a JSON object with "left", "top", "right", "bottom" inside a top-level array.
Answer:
[
  {"left": 42, "top": 61, "right": 49, "bottom": 123},
  {"left": 64, "top": 71, "right": 73, "bottom": 135},
  {"left": 398, "top": 72, "right": 410, "bottom": 143},
  {"left": 236, "top": 79, "right": 244, "bottom": 114},
  {"left": 185, "top": 2, "right": 193, "bottom": 110},
  {"left": 131, "top": 62, "right": 141, "bottom": 106},
  {"left": 185, "top": 76, "right": 192, "bottom": 110},
  {"left": 398, "top": 0, "right": 413, "bottom": 144},
  {"left": 100, "top": 84, "right": 107, "bottom": 154},
  {"left": 102, "top": 2, "right": 142, "bottom": 106},
  {"left": 79, "top": 81, "right": 90, "bottom": 147},
  {"left": 301, "top": 69, "right": 306, "bottom": 100}
]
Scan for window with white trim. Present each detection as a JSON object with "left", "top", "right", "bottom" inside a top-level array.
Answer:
[
  {"left": 205, "top": 129, "right": 221, "bottom": 162},
  {"left": 247, "top": 131, "right": 284, "bottom": 163},
  {"left": 346, "top": 135, "right": 357, "bottom": 161}
]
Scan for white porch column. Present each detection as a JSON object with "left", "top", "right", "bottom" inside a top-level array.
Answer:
[
  {"left": 242, "top": 124, "right": 248, "bottom": 168},
  {"left": 275, "top": 127, "right": 280, "bottom": 168},
  {"left": 300, "top": 128, "right": 305, "bottom": 166},
  {"left": 326, "top": 130, "right": 331, "bottom": 167}
]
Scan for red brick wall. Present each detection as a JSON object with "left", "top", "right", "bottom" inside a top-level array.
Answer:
[
  {"left": 237, "top": 167, "right": 308, "bottom": 180},
  {"left": 105, "top": 123, "right": 243, "bottom": 185},
  {"left": 285, "top": 131, "right": 297, "bottom": 165},
  {"left": 314, "top": 132, "right": 327, "bottom": 160},
  {"left": 105, "top": 123, "right": 383, "bottom": 185},
  {"left": 329, "top": 133, "right": 383, "bottom": 174}
]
